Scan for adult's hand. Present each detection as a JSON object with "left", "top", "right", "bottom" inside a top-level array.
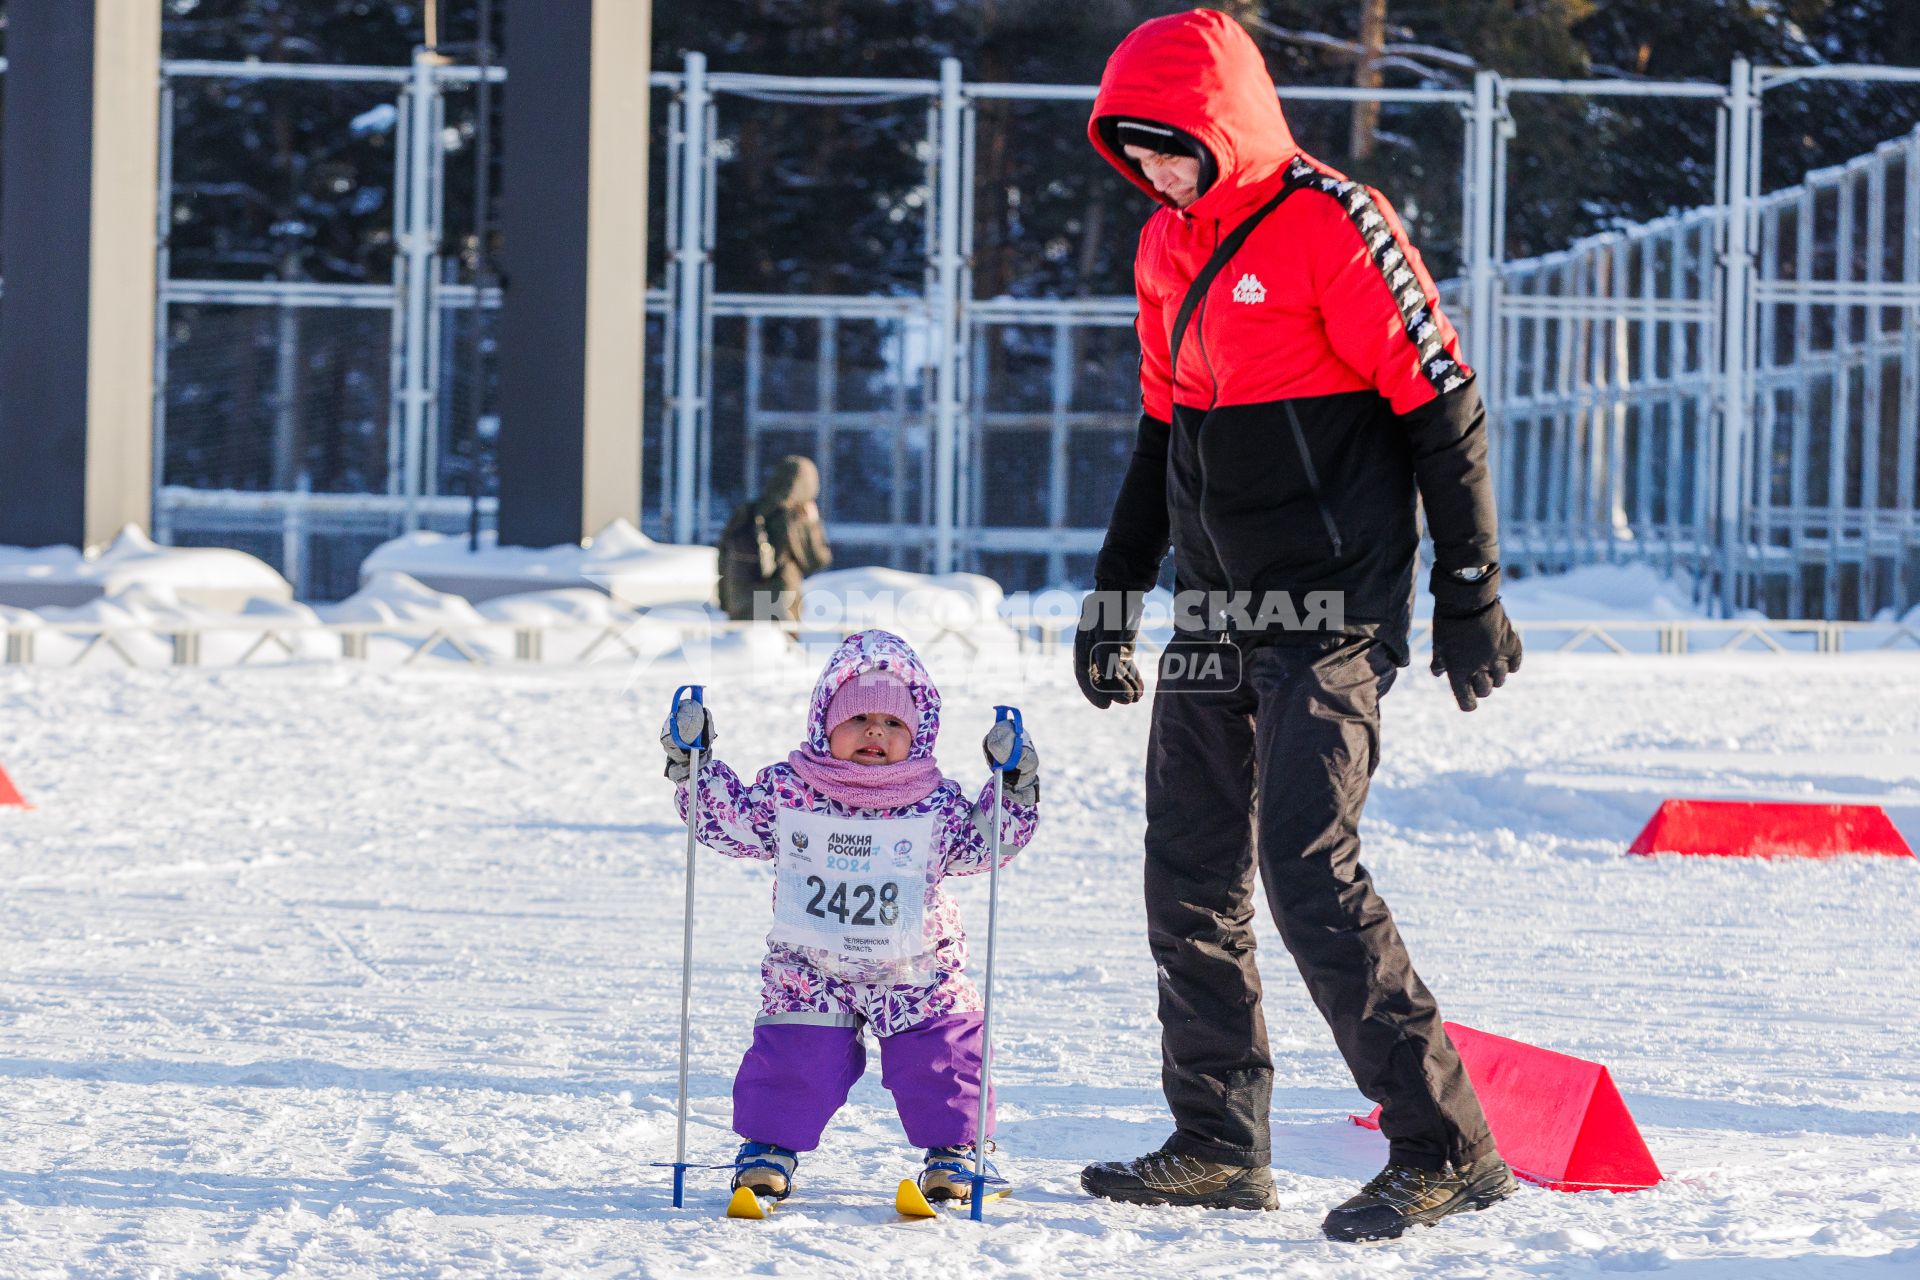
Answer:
[
  {"left": 1428, "top": 566, "right": 1521, "bottom": 712},
  {"left": 1074, "top": 587, "right": 1146, "bottom": 709}
]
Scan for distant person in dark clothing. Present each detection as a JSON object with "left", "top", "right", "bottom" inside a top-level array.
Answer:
[{"left": 718, "top": 455, "right": 833, "bottom": 622}]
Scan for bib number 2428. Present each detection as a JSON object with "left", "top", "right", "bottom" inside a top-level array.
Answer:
[
  {"left": 804, "top": 877, "right": 902, "bottom": 927},
  {"left": 771, "top": 808, "right": 932, "bottom": 961}
]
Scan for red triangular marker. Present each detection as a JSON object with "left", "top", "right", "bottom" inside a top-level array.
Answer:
[
  {"left": 0, "top": 762, "right": 29, "bottom": 809},
  {"left": 1350, "top": 1022, "right": 1661, "bottom": 1192},
  {"left": 1562, "top": 1068, "right": 1663, "bottom": 1192},
  {"left": 1628, "top": 799, "right": 1912, "bottom": 858}
]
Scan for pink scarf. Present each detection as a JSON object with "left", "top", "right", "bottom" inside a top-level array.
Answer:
[{"left": 787, "top": 748, "right": 945, "bottom": 810}]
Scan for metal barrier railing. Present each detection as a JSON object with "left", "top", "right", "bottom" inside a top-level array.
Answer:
[{"left": 5, "top": 616, "right": 1915, "bottom": 669}]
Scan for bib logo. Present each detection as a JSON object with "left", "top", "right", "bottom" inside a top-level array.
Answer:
[
  {"left": 824, "top": 829, "right": 874, "bottom": 872},
  {"left": 790, "top": 830, "right": 809, "bottom": 852},
  {"left": 891, "top": 838, "right": 916, "bottom": 869}
]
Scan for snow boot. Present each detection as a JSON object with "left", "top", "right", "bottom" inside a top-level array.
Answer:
[
  {"left": 918, "top": 1143, "right": 985, "bottom": 1202},
  {"left": 1320, "top": 1152, "right": 1517, "bottom": 1242},
  {"left": 731, "top": 1140, "right": 799, "bottom": 1200},
  {"left": 1079, "top": 1148, "right": 1278, "bottom": 1211}
]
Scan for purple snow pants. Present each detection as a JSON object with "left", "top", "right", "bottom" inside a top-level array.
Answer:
[{"left": 732, "top": 1012, "right": 996, "bottom": 1151}]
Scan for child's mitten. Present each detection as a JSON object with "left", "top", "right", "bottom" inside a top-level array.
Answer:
[
  {"left": 661, "top": 702, "right": 717, "bottom": 782},
  {"left": 982, "top": 721, "right": 1040, "bottom": 806}
]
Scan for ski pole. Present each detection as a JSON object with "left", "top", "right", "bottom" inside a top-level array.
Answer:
[
  {"left": 972, "top": 704, "right": 1022, "bottom": 1220},
  {"left": 666, "top": 683, "right": 707, "bottom": 1208}
]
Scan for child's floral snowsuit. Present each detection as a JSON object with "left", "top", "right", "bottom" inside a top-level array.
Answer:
[{"left": 674, "top": 629, "right": 1037, "bottom": 1036}]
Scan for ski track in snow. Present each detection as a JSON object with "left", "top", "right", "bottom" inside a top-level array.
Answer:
[{"left": 1, "top": 655, "right": 1917, "bottom": 1278}]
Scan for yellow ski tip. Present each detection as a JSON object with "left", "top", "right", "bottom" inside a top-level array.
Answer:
[
  {"left": 895, "top": 1178, "right": 939, "bottom": 1219},
  {"left": 726, "top": 1186, "right": 770, "bottom": 1219}
]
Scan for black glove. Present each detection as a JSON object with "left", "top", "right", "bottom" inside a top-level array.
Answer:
[
  {"left": 982, "top": 721, "right": 1040, "bottom": 805},
  {"left": 660, "top": 701, "right": 716, "bottom": 782},
  {"left": 1073, "top": 587, "right": 1146, "bottom": 709},
  {"left": 1429, "top": 565, "right": 1522, "bottom": 712}
]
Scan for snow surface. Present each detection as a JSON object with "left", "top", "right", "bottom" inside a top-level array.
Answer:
[
  {"left": 359, "top": 521, "right": 718, "bottom": 608},
  {"left": 1, "top": 647, "right": 1917, "bottom": 1277}
]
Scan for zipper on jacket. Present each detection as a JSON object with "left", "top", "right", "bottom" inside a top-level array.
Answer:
[
  {"left": 1284, "top": 403, "right": 1345, "bottom": 557},
  {"left": 1190, "top": 218, "right": 1238, "bottom": 630}
]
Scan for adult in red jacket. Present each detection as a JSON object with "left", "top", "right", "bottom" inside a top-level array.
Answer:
[{"left": 1072, "top": 10, "right": 1523, "bottom": 1242}]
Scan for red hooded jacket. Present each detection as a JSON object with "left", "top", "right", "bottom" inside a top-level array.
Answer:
[{"left": 1087, "top": 10, "right": 1499, "bottom": 654}]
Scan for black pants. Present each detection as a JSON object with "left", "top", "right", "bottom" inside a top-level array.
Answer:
[{"left": 1145, "top": 636, "right": 1493, "bottom": 1171}]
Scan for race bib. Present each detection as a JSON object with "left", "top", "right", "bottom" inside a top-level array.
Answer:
[{"left": 769, "top": 808, "right": 935, "bottom": 964}]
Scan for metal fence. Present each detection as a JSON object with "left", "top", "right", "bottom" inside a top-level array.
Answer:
[
  {"left": 1491, "top": 64, "right": 1920, "bottom": 620},
  {"left": 156, "top": 55, "right": 507, "bottom": 598},
  {"left": 664, "top": 61, "right": 1485, "bottom": 593},
  {"left": 7, "top": 612, "right": 1919, "bottom": 671},
  {"left": 148, "top": 53, "right": 1920, "bottom": 618},
  {"left": 152, "top": 53, "right": 673, "bottom": 599}
]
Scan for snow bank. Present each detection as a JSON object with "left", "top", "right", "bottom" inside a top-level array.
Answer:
[
  {"left": 359, "top": 519, "right": 718, "bottom": 608},
  {"left": 311, "top": 573, "right": 719, "bottom": 668},
  {"left": 0, "top": 524, "right": 290, "bottom": 611},
  {"left": 476, "top": 588, "right": 637, "bottom": 627},
  {"left": 798, "top": 566, "right": 1017, "bottom": 650},
  {"left": 5, "top": 578, "right": 328, "bottom": 668},
  {"left": 319, "top": 571, "right": 488, "bottom": 628},
  {"left": 1496, "top": 563, "right": 1711, "bottom": 623}
]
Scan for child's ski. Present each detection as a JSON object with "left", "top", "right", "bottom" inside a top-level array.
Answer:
[
  {"left": 894, "top": 1178, "right": 1012, "bottom": 1219},
  {"left": 725, "top": 1186, "right": 779, "bottom": 1219}
]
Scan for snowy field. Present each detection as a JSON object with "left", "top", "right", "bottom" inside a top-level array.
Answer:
[{"left": 2, "top": 649, "right": 1918, "bottom": 1278}]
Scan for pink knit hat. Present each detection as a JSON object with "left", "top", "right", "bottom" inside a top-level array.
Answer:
[{"left": 824, "top": 669, "right": 918, "bottom": 736}]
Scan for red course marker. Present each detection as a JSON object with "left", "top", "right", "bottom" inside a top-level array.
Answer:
[
  {"left": 1627, "top": 799, "right": 1913, "bottom": 859},
  {"left": 0, "top": 762, "right": 29, "bottom": 809},
  {"left": 1351, "top": 1022, "right": 1662, "bottom": 1192}
]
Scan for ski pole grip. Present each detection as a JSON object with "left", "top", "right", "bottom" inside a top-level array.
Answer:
[
  {"left": 669, "top": 684, "right": 708, "bottom": 751},
  {"left": 991, "top": 705, "right": 1024, "bottom": 772}
]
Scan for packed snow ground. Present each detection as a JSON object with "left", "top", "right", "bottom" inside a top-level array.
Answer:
[{"left": 1, "top": 648, "right": 1918, "bottom": 1278}]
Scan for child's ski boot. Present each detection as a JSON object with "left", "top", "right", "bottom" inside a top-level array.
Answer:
[
  {"left": 731, "top": 1140, "right": 799, "bottom": 1200},
  {"left": 918, "top": 1143, "right": 983, "bottom": 1202}
]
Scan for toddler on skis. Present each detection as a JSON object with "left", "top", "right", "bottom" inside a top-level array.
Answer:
[{"left": 661, "top": 628, "right": 1039, "bottom": 1205}]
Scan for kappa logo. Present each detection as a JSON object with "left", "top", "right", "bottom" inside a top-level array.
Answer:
[{"left": 1231, "top": 272, "right": 1267, "bottom": 305}]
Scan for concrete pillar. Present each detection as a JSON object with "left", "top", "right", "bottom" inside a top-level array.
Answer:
[
  {"left": 496, "top": 0, "right": 652, "bottom": 547},
  {"left": 0, "top": 0, "right": 162, "bottom": 549}
]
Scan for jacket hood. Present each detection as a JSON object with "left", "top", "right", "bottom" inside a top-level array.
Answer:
[
  {"left": 801, "top": 629, "right": 941, "bottom": 761},
  {"left": 1088, "top": 9, "right": 1298, "bottom": 220},
  {"left": 761, "top": 455, "right": 820, "bottom": 508}
]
